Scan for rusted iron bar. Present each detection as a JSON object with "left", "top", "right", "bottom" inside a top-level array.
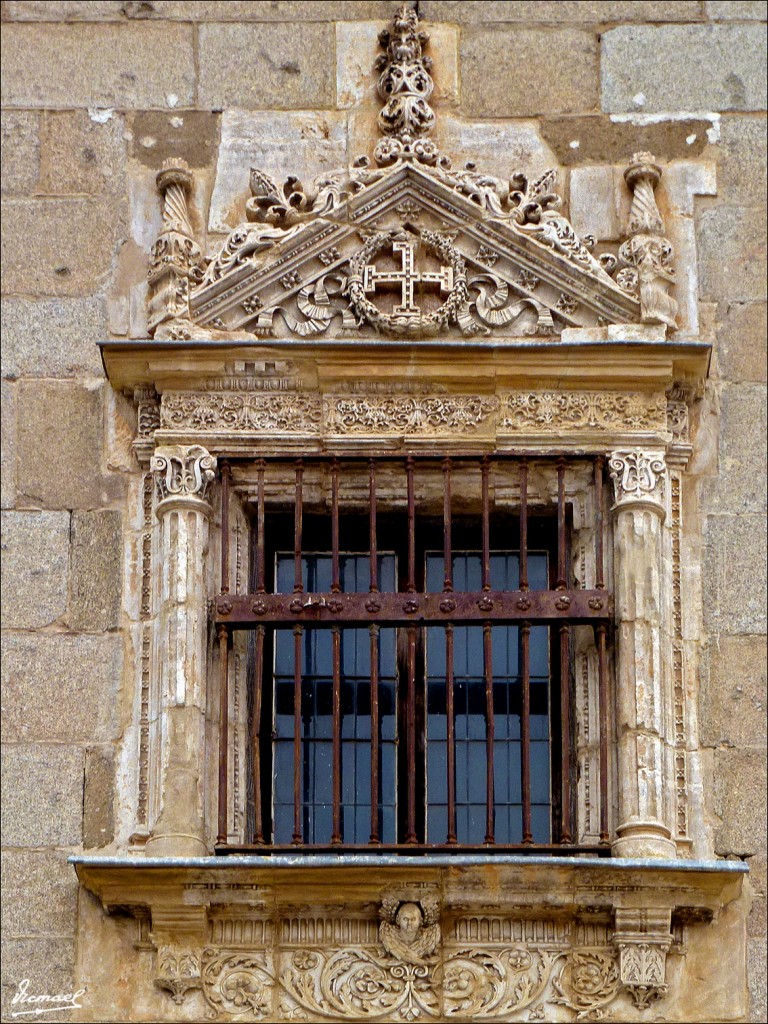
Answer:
[
  {"left": 255, "top": 460, "right": 266, "bottom": 594},
  {"left": 446, "top": 624, "right": 457, "bottom": 845},
  {"left": 294, "top": 460, "right": 304, "bottom": 594},
  {"left": 405, "top": 626, "right": 418, "bottom": 844},
  {"left": 519, "top": 460, "right": 529, "bottom": 591},
  {"left": 481, "top": 457, "right": 491, "bottom": 592},
  {"left": 521, "top": 621, "right": 533, "bottom": 845},
  {"left": 251, "top": 625, "right": 265, "bottom": 844},
  {"left": 220, "top": 461, "right": 230, "bottom": 595},
  {"left": 484, "top": 622, "right": 495, "bottom": 844},
  {"left": 217, "top": 623, "right": 229, "bottom": 846},
  {"left": 214, "top": 590, "right": 612, "bottom": 626},
  {"left": 557, "top": 458, "right": 567, "bottom": 590},
  {"left": 369, "top": 459, "right": 378, "bottom": 593},
  {"left": 218, "top": 842, "right": 611, "bottom": 857},
  {"left": 331, "top": 459, "right": 340, "bottom": 594},
  {"left": 596, "top": 623, "right": 610, "bottom": 845},
  {"left": 595, "top": 455, "right": 605, "bottom": 591},
  {"left": 331, "top": 625, "right": 342, "bottom": 845},
  {"left": 369, "top": 624, "right": 381, "bottom": 844},
  {"left": 559, "top": 623, "right": 572, "bottom": 844},
  {"left": 292, "top": 625, "right": 303, "bottom": 845},
  {"left": 406, "top": 457, "right": 416, "bottom": 593},
  {"left": 443, "top": 457, "right": 453, "bottom": 593}
]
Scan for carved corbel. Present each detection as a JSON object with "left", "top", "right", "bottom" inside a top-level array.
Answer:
[
  {"left": 154, "top": 946, "right": 202, "bottom": 1005},
  {"left": 131, "top": 384, "right": 160, "bottom": 463},
  {"left": 614, "top": 908, "right": 672, "bottom": 1010},
  {"left": 618, "top": 152, "right": 678, "bottom": 331},
  {"left": 148, "top": 159, "right": 205, "bottom": 337}
]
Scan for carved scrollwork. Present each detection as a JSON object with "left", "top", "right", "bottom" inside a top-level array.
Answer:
[
  {"left": 161, "top": 393, "right": 323, "bottom": 434},
  {"left": 325, "top": 395, "right": 497, "bottom": 436},
  {"left": 502, "top": 391, "right": 667, "bottom": 432},
  {"left": 443, "top": 948, "right": 561, "bottom": 1019},
  {"left": 608, "top": 450, "right": 667, "bottom": 506},
  {"left": 150, "top": 444, "right": 217, "bottom": 502},
  {"left": 201, "top": 949, "right": 275, "bottom": 1020},
  {"left": 550, "top": 950, "right": 621, "bottom": 1019}
]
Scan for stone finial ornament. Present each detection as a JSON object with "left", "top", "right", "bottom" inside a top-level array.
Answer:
[
  {"left": 617, "top": 152, "right": 678, "bottom": 330},
  {"left": 148, "top": 159, "right": 205, "bottom": 335}
]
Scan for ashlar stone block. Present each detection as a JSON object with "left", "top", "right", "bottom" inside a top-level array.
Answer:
[
  {"left": 0, "top": 850, "right": 79, "bottom": 937},
  {"left": 423, "top": 1, "right": 706, "bottom": 22},
  {"left": 461, "top": 27, "right": 599, "bottom": 117},
  {"left": 717, "top": 115, "right": 768, "bottom": 207},
  {"left": 0, "top": 511, "right": 69, "bottom": 629},
  {"left": 0, "top": 22, "right": 195, "bottom": 108},
  {"left": 1, "top": 110, "right": 39, "bottom": 195},
  {"left": 68, "top": 510, "right": 123, "bottom": 631},
  {"left": 1, "top": 633, "right": 121, "bottom": 743},
  {"left": 701, "top": 634, "right": 767, "bottom": 748},
  {"left": 706, "top": 1, "right": 768, "bottom": 18},
  {"left": 1, "top": 380, "right": 16, "bottom": 509},
  {"left": 715, "top": 301, "right": 767, "bottom": 384},
  {"left": 198, "top": 22, "right": 335, "bottom": 111},
  {"left": 17, "top": 381, "right": 107, "bottom": 510},
  {"left": 0, "top": 939, "right": 77, "bottom": 1023},
  {"left": 698, "top": 204, "right": 768, "bottom": 303},
  {"left": 38, "top": 109, "right": 126, "bottom": 196},
  {"left": 1, "top": 198, "right": 127, "bottom": 297},
  {"left": 714, "top": 748, "right": 768, "bottom": 855},
  {"left": 540, "top": 113, "right": 713, "bottom": 165},
  {"left": 601, "top": 24, "right": 768, "bottom": 113},
  {"left": 130, "top": 110, "right": 221, "bottom": 170},
  {"left": 83, "top": 745, "right": 115, "bottom": 849},
  {"left": 703, "top": 513, "right": 767, "bottom": 635},
  {"left": 704, "top": 383, "right": 767, "bottom": 513},
  {"left": 0, "top": 297, "right": 106, "bottom": 379},
  {"left": 0, "top": 744, "right": 83, "bottom": 847}
]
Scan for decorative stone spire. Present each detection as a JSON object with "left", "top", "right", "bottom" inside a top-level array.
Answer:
[
  {"left": 148, "top": 159, "right": 205, "bottom": 335},
  {"left": 617, "top": 152, "right": 678, "bottom": 330},
  {"left": 374, "top": 4, "right": 441, "bottom": 168}
]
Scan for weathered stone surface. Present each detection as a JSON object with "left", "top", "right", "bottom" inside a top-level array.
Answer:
[
  {"left": 717, "top": 115, "right": 768, "bottom": 206},
  {"left": 568, "top": 165, "right": 619, "bottom": 240},
  {"left": 0, "top": 939, "right": 77, "bottom": 1021},
  {"left": 461, "top": 28, "right": 599, "bottom": 117},
  {"left": 698, "top": 204, "right": 768, "bottom": 303},
  {"left": 748, "top": 937, "right": 767, "bottom": 1023},
  {"left": 716, "top": 301, "right": 768, "bottom": 384},
  {"left": 714, "top": 748, "right": 768, "bottom": 855},
  {"left": 0, "top": 22, "right": 195, "bottom": 107},
  {"left": 703, "top": 514, "right": 767, "bottom": 634},
  {"left": 602, "top": 24, "right": 768, "bottom": 112},
  {"left": 208, "top": 110, "right": 347, "bottom": 233},
  {"left": 540, "top": 113, "right": 712, "bottom": 164},
  {"left": 0, "top": 744, "right": 83, "bottom": 846},
  {"left": 17, "top": 381, "right": 106, "bottom": 509},
  {"left": 38, "top": 109, "right": 126, "bottom": 196},
  {"left": 706, "top": 0, "right": 768, "bottom": 18},
  {"left": 0, "top": 297, "right": 106, "bottom": 378},
  {"left": 1, "top": 850, "right": 79, "bottom": 937},
  {"left": 4, "top": 0, "right": 399, "bottom": 17},
  {"left": 130, "top": 110, "right": 220, "bottom": 170},
  {"left": 1, "top": 198, "right": 127, "bottom": 297},
  {"left": 1, "top": 634, "right": 121, "bottom": 743},
  {"left": 423, "top": 1, "right": 706, "bottom": 21},
  {"left": 704, "top": 384, "right": 767, "bottom": 513},
  {"left": 749, "top": 853, "right": 767, "bottom": 938},
  {"left": 68, "top": 510, "right": 123, "bottom": 631},
  {"left": 1, "top": 110, "right": 39, "bottom": 195},
  {"left": 0, "top": 511, "right": 69, "bottom": 629},
  {"left": 1, "top": 380, "right": 16, "bottom": 509},
  {"left": 337, "top": 21, "right": 458, "bottom": 110},
  {"left": 198, "top": 22, "right": 334, "bottom": 110},
  {"left": 702, "top": 634, "right": 768, "bottom": 748},
  {"left": 83, "top": 745, "right": 115, "bottom": 849}
]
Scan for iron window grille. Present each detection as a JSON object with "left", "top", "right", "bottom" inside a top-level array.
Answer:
[{"left": 212, "top": 454, "right": 613, "bottom": 854}]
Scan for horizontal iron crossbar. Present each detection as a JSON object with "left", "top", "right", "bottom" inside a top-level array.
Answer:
[
  {"left": 214, "top": 843, "right": 612, "bottom": 856},
  {"left": 212, "top": 590, "right": 611, "bottom": 626}
]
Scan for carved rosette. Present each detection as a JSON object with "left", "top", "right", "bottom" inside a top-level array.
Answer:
[
  {"left": 618, "top": 153, "right": 678, "bottom": 330},
  {"left": 150, "top": 444, "right": 217, "bottom": 506},
  {"left": 609, "top": 449, "right": 667, "bottom": 516},
  {"left": 148, "top": 160, "right": 205, "bottom": 336}
]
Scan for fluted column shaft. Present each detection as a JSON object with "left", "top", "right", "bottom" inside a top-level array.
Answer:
[
  {"left": 146, "top": 445, "right": 217, "bottom": 856},
  {"left": 610, "top": 450, "right": 676, "bottom": 859}
]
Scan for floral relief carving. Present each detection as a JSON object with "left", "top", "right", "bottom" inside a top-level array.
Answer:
[
  {"left": 325, "top": 395, "right": 498, "bottom": 435},
  {"left": 550, "top": 950, "right": 621, "bottom": 1019},
  {"left": 154, "top": 948, "right": 202, "bottom": 1005},
  {"left": 161, "top": 393, "right": 323, "bottom": 434},
  {"left": 502, "top": 392, "right": 667, "bottom": 432},
  {"left": 201, "top": 949, "right": 275, "bottom": 1020}
]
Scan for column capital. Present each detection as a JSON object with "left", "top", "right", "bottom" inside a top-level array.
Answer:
[
  {"left": 609, "top": 449, "right": 667, "bottom": 518},
  {"left": 150, "top": 444, "right": 217, "bottom": 509}
]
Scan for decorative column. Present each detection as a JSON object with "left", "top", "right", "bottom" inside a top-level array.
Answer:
[
  {"left": 618, "top": 152, "right": 678, "bottom": 330},
  {"left": 148, "top": 159, "right": 204, "bottom": 337},
  {"left": 609, "top": 450, "right": 676, "bottom": 858},
  {"left": 146, "top": 444, "right": 217, "bottom": 857}
]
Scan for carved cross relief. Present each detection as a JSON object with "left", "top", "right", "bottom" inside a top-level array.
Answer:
[{"left": 363, "top": 237, "right": 454, "bottom": 318}]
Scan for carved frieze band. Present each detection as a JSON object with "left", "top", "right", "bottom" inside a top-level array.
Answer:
[
  {"left": 158, "top": 389, "right": 669, "bottom": 439},
  {"left": 153, "top": 897, "right": 675, "bottom": 1020}
]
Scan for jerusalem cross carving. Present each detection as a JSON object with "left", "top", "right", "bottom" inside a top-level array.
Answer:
[{"left": 363, "top": 238, "right": 454, "bottom": 319}]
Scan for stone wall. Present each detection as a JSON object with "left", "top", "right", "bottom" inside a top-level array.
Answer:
[{"left": 1, "top": 1, "right": 765, "bottom": 1021}]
